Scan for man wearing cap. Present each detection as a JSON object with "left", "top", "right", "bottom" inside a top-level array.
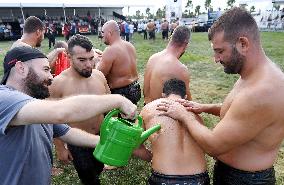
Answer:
[{"left": 0, "top": 47, "right": 137, "bottom": 185}]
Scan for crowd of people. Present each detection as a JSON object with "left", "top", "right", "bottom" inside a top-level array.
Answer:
[{"left": 1, "top": 7, "right": 284, "bottom": 185}]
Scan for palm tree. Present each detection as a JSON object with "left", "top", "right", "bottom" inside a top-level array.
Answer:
[
  {"left": 185, "top": 0, "right": 193, "bottom": 17},
  {"left": 250, "top": 6, "right": 255, "bottom": 13},
  {"left": 227, "top": 0, "right": 236, "bottom": 9},
  {"left": 195, "top": 5, "right": 201, "bottom": 16},
  {"left": 205, "top": 0, "right": 211, "bottom": 10}
]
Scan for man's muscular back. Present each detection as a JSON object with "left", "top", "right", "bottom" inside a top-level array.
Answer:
[
  {"left": 49, "top": 68, "right": 110, "bottom": 135},
  {"left": 144, "top": 50, "right": 191, "bottom": 104},
  {"left": 141, "top": 98, "right": 206, "bottom": 175},
  {"left": 99, "top": 40, "right": 138, "bottom": 89},
  {"left": 216, "top": 62, "right": 284, "bottom": 171}
]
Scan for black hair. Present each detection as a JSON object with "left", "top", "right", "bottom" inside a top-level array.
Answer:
[
  {"left": 67, "top": 34, "right": 93, "bottom": 55},
  {"left": 163, "top": 78, "right": 186, "bottom": 98}
]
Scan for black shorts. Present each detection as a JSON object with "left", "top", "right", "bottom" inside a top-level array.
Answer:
[
  {"left": 68, "top": 144, "right": 104, "bottom": 185},
  {"left": 148, "top": 170, "right": 210, "bottom": 185},
  {"left": 110, "top": 80, "right": 141, "bottom": 105},
  {"left": 213, "top": 160, "right": 276, "bottom": 185}
]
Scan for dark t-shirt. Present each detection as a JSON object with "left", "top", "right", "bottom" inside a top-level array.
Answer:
[{"left": 0, "top": 85, "right": 70, "bottom": 185}]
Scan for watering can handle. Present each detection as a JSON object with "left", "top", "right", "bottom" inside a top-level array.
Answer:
[
  {"left": 100, "top": 109, "right": 121, "bottom": 144},
  {"left": 137, "top": 116, "right": 143, "bottom": 127},
  {"left": 104, "top": 109, "right": 121, "bottom": 122}
]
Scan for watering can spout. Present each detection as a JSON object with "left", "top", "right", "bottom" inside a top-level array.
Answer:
[{"left": 140, "top": 124, "right": 161, "bottom": 144}]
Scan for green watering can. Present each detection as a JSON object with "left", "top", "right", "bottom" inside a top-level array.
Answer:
[{"left": 93, "top": 109, "right": 161, "bottom": 167}]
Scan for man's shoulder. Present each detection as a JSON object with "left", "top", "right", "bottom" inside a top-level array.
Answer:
[
  {"left": 11, "top": 40, "right": 32, "bottom": 49},
  {"left": 92, "top": 69, "right": 106, "bottom": 79}
]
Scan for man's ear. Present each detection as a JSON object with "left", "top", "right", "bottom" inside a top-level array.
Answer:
[
  {"left": 15, "top": 61, "right": 29, "bottom": 77},
  {"left": 236, "top": 36, "right": 249, "bottom": 55}
]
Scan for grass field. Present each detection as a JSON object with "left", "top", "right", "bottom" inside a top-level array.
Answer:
[{"left": 1, "top": 31, "right": 284, "bottom": 184}]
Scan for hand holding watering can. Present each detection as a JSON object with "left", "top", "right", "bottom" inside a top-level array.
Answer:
[{"left": 93, "top": 109, "right": 161, "bottom": 167}]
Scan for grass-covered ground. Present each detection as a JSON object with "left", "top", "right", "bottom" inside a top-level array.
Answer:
[{"left": 0, "top": 31, "right": 284, "bottom": 184}]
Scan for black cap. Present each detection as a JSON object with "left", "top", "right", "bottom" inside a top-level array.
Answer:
[{"left": 1, "top": 47, "right": 47, "bottom": 85}]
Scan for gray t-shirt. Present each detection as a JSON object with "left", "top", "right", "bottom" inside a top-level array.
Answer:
[{"left": 0, "top": 85, "right": 70, "bottom": 185}]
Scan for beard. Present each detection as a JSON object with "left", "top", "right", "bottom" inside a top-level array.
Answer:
[
  {"left": 222, "top": 46, "right": 245, "bottom": 74},
  {"left": 23, "top": 68, "right": 52, "bottom": 99},
  {"left": 35, "top": 39, "right": 41, "bottom": 47},
  {"left": 74, "top": 66, "right": 92, "bottom": 78}
]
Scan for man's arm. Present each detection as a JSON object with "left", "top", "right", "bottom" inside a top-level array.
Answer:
[
  {"left": 96, "top": 47, "right": 114, "bottom": 77},
  {"left": 132, "top": 106, "right": 153, "bottom": 162},
  {"left": 10, "top": 94, "right": 136, "bottom": 126},
  {"left": 176, "top": 99, "right": 221, "bottom": 116},
  {"left": 157, "top": 92, "right": 273, "bottom": 156},
  {"left": 133, "top": 144, "right": 152, "bottom": 162},
  {"left": 179, "top": 66, "right": 192, "bottom": 101},
  {"left": 59, "top": 127, "right": 99, "bottom": 148},
  {"left": 47, "top": 48, "right": 66, "bottom": 69},
  {"left": 143, "top": 61, "right": 151, "bottom": 104}
]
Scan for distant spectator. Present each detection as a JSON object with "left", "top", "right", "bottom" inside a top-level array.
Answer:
[{"left": 129, "top": 22, "right": 134, "bottom": 41}]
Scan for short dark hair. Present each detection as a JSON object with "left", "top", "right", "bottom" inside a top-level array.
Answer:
[
  {"left": 208, "top": 7, "right": 260, "bottom": 44},
  {"left": 67, "top": 34, "right": 93, "bottom": 55},
  {"left": 163, "top": 78, "right": 186, "bottom": 98},
  {"left": 24, "top": 16, "right": 45, "bottom": 34},
  {"left": 170, "top": 25, "right": 190, "bottom": 47}
]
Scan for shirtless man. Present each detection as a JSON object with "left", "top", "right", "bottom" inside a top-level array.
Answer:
[
  {"left": 158, "top": 7, "right": 284, "bottom": 185},
  {"left": 49, "top": 35, "right": 110, "bottom": 185},
  {"left": 161, "top": 19, "right": 169, "bottom": 40},
  {"left": 144, "top": 25, "right": 192, "bottom": 104},
  {"left": 139, "top": 79, "right": 209, "bottom": 185},
  {"left": 11, "top": 16, "right": 64, "bottom": 69},
  {"left": 147, "top": 20, "right": 156, "bottom": 40},
  {"left": 96, "top": 20, "right": 141, "bottom": 105}
]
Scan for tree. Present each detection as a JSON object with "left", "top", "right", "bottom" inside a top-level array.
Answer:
[
  {"left": 146, "top": 8, "right": 151, "bottom": 18},
  {"left": 195, "top": 5, "right": 201, "bottom": 16},
  {"left": 156, "top": 8, "right": 163, "bottom": 19},
  {"left": 250, "top": 6, "right": 255, "bottom": 13},
  {"left": 135, "top": 10, "right": 141, "bottom": 19},
  {"left": 273, "top": 4, "right": 280, "bottom": 11},
  {"left": 185, "top": 0, "right": 193, "bottom": 16},
  {"left": 227, "top": 0, "right": 236, "bottom": 9},
  {"left": 205, "top": 0, "right": 211, "bottom": 10}
]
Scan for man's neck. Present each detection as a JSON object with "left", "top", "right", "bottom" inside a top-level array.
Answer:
[
  {"left": 166, "top": 44, "right": 183, "bottom": 59},
  {"left": 20, "top": 34, "right": 36, "bottom": 47},
  {"left": 240, "top": 48, "right": 267, "bottom": 79},
  {"left": 166, "top": 94, "right": 182, "bottom": 100}
]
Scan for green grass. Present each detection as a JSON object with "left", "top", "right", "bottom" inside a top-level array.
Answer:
[{"left": 1, "top": 31, "right": 284, "bottom": 184}]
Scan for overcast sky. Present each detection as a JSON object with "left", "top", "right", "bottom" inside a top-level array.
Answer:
[{"left": 122, "top": 0, "right": 275, "bottom": 15}]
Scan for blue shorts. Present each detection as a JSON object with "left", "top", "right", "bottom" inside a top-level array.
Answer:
[{"left": 213, "top": 160, "right": 275, "bottom": 185}]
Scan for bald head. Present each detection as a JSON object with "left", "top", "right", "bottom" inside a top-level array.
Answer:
[{"left": 102, "top": 20, "right": 120, "bottom": 34}]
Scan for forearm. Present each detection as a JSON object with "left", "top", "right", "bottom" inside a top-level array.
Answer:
[
  {"left": 57, "top": 94, "right": 124, "bottom": 123},
  {"left": 54, "top": 138, "right": 66, "bottom": 151},
  {"left": 47, "top": 49, "right": 59, "bottom": 69},
  {"left": 202, "top": 103, "right": 222, "bottom": 116},
  {"left": 12, "top": 94, "right": 126, "bottom": 126},
  {"left": 133, "top": 144, "right": 152, "bottom": 162},
  {"left": 60, "top": 128, "right": 99, "bottom": 148},
  {"left": 182, "top": 115, "right": 223, "bottom": 156}
]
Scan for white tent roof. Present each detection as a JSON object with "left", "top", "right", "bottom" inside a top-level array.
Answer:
[{"left": 0, "top": 0, "right": 155, "bottom": 8}]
